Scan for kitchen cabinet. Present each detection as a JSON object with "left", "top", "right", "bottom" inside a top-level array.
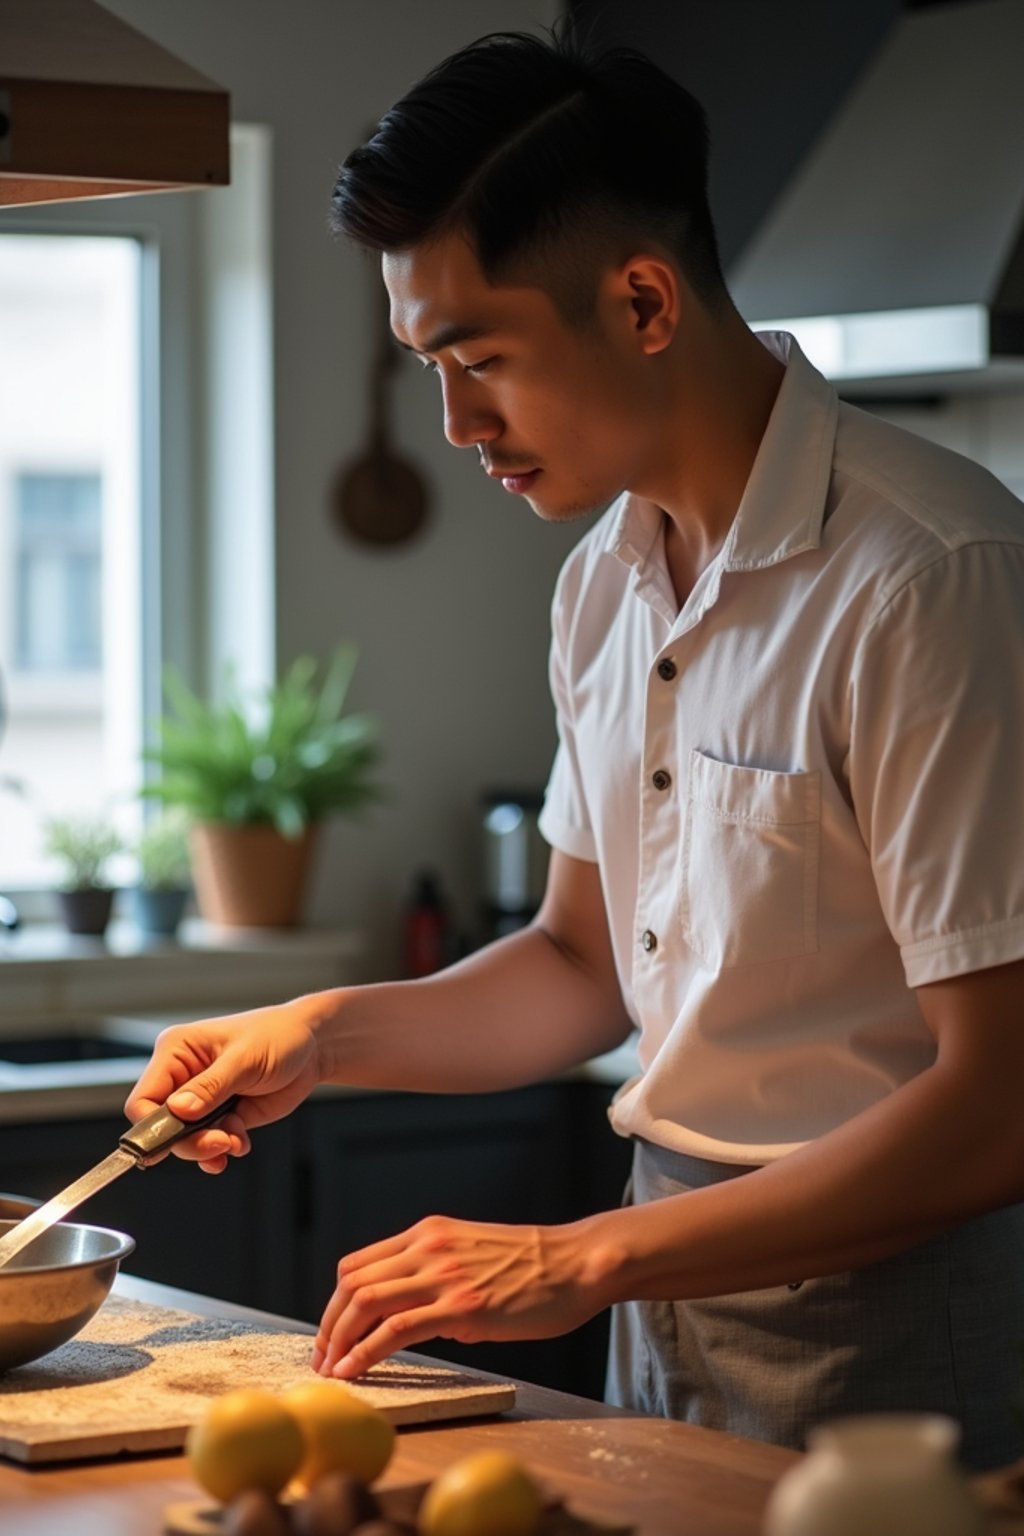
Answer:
[{"left": 0, "top": 1079, "right": 632, "bottom": 1399}]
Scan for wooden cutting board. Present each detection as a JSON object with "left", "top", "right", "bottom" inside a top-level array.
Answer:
[{"left": 0, "top": 1296, "right": 515, "bottom": 1464}]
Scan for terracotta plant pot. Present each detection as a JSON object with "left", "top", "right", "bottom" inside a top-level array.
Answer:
[
  {"left": 188, "top": 823, "right": 317, "bottom": 928},
  {"left": 56, "top": 886, "right": 116, "bottom": 936}
]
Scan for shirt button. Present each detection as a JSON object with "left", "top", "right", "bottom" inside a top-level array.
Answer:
[
  {"left": 656, "top": 658, "right": 677, "bottom": 681},
  {"left": 652, "top": 769, "right": 672, "bottom": 791},
  {"left": 641, "top": 928, "right": 658, "bottom": 953}
]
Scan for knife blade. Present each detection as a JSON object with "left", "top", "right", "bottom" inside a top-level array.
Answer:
[{"left": 0, "top": 1094, "right": 241, "bottom": 1270}]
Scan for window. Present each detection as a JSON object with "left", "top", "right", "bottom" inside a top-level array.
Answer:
[
  {"left": 0, "top": 126, "right": 274, "bottom": 901},
  {"left": 0, "top": 232, "right": 142, "bottom": 884}
]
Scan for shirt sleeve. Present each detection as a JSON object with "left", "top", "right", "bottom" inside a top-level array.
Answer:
[
  {"left": 848, "top": 538, "right": 1024, "bottom": 987},
  {"left": 537, "top": 557, "right": 599, "bottom": 863}
]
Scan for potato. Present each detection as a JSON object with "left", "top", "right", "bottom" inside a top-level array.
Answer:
[{"left": 222, "top": 1488, "right": 292, "bottom": 1536}]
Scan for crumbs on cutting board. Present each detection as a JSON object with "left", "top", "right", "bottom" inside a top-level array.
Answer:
[{"left": 0, "top": 1297, "right": 508, "bottom": 1435}]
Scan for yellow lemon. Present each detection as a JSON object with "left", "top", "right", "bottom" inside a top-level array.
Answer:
[
  {"left": 281, "top": 1378, "right": 396, "bottom": 1491},
  {"left": 186, "top": 1388, "right": 304, "bottom": 1504},
  {"left": 418, "top": 1450, "right": 544, "bottom": 1536}
]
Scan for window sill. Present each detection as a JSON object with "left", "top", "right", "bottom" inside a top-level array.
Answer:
[{"left": 0, "top": 919, "right": 363, "bottom": 1025}]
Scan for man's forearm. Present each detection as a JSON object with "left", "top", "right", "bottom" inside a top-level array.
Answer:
[{"left": 304, "top": 921, "right": 632, "bottom": 1095}]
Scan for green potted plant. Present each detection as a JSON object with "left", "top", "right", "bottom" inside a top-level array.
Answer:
[
  {"left": 131, "top": 811, "right": 192, "bottom": 939},
  {"left": 41, "top": 814, "right": 123, "bottom": 936},
  {"left": 143, "top": 644, "right": 382, "bottom": 927}
]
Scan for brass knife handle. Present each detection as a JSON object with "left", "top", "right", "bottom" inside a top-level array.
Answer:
[{"left": 120, "top": 1094, "right": 242, "bottom": 1164}]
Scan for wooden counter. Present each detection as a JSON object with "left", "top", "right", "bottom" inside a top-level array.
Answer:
[{"left": 0, "top": 1275, "right": 798, "bottom": 1536}]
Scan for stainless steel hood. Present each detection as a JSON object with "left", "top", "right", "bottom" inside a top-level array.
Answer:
[
  {"left": 728, "top": 0, "right": 1024, "bottom": 395},
  {"left": 0, "top": 0, "right": 229, "bottom": 206}
]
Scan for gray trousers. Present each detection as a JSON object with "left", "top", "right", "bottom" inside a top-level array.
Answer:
[{"left": 606, "top": 1138, "right": 1024, "bottom": 1471}]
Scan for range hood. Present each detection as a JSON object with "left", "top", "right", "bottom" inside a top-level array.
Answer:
[
  {"left": 729, "top": 0, "right": 1024, "bottom": 395},
  {"left": 0, "top": 0, "right": 229, "bottom": 206}
]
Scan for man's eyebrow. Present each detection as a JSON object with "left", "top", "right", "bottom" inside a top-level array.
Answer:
[{"left": 395, "top": 322, "right": 496, "bottom": 357}]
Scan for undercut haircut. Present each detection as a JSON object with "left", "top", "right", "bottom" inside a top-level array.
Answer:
[{"left": 330, "top": 28, "right": 727, "bottom": 326}]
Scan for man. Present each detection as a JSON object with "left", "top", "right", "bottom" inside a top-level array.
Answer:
[{"left": 127, "top": 30, "right": 1024, "bottom": 1468}]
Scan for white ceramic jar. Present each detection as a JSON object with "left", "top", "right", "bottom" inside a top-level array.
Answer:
[{"left": 763, "top": 1414, "right": 989, "bottom": 1536}]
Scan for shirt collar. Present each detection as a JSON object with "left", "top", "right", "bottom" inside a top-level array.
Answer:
[
  {"left": 603, "top": 332, "right": 839, "bottom": 577},
  {"left": 721, "top": 331, "right": 838, "bottom": 572}
]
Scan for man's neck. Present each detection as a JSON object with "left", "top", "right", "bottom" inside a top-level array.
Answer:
[{"left": 647, "top": 309, "right": 786, "bottom": 608}]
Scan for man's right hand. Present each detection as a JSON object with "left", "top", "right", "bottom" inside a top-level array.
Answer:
[{"left": 123, "top": 997, "right": 324, "bottom": 1174}]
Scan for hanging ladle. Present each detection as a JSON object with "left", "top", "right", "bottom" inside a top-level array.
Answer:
[{"left": 330, "top": 259, "right": 429, "bottom": 547}]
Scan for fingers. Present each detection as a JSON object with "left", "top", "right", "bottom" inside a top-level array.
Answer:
[
  {"left": 314, "top": 1264, "right": 431, "bottom": 1373},
  {"left": 165, "top": 1113, "right": 253, "bottom": 1166},
  {"left": 311, "top": 1218, "right": 480, "bottom": 1378},
  {"left": 165, "top": 1061, "right": 248, "bottom": 1122},
  {"left": 324, "top": 1304, "right": 445, "bottom": 1380},
  {"left": 311, "top": 1248, "right": 413, "bottom": 1363},
  {"left": 124, "top": 1023, "right": 225, "bottom": 1122},
  {"left": 125, "top": 1023, "right": 260, "bottom": 1164},
  {"left": 318, "top": 1276, "right": 437, "bottom": 1375}
]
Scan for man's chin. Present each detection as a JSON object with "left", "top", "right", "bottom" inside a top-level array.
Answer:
[{"left": 530, "top": 491, "right": 615, "bottom": 525}]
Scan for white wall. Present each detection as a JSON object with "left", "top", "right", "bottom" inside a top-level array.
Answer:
[{"left": 98, "top": 0, "right": 577, "bottom": 975}]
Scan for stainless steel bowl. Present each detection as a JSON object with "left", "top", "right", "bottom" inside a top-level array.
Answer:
[
  {"left": 0, "top": 1193, "right": 41, "bottom": 1223},
  {"left": 0, "top": 1218, "right": 135, "bottom": 1372}
]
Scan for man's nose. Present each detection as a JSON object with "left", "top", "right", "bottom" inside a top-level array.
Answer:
[{"left": 441, "top": 378, "right": 500, "bottom": 449}]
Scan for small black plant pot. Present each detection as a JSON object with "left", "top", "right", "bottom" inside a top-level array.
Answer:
[
  {"left": 131, "top": 886, "right": 189, "bottom": 939},
  {"left": 56, "top": 886, "right": 116, "bottom": 937}
]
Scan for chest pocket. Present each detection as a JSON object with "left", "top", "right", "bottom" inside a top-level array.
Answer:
[{"left": 680, "top": 750, "right": 821, "bottom": 970}]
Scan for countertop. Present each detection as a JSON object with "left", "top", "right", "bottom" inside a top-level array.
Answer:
[{"left": 0, "top": 1274, "right": 798, "bottom": 1536}]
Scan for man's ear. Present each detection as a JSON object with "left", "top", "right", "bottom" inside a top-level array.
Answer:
[{"left": 622, "top": 256, "right": 680, "bottom": 355}]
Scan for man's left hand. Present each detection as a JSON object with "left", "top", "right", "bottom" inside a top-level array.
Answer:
[{"left": 311, "top": 1214, "right": 609, "bottom": 1378}]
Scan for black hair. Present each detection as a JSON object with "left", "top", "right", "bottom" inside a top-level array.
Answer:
[{"left": 330, "top": 28, "right": 727, "bottom": 324}]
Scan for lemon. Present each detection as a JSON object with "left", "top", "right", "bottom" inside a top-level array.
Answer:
[
  {"left": 186, "top": 1388, "right": 304, "bottom": 1505},
  {"left": 418, "top": 1450, "right": 543, "bottom": 1536},
  {"left": 281, "top": 1378, "right": 396, "bottom": 1491}
]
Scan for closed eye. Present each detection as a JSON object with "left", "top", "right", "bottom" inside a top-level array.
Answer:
[{"left": 418, "top": 356, "right": 498, "bottom": 377}]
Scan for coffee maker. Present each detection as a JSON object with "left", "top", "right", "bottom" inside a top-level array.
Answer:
[{"left": 479, "top": 787, "right": 548, "bottom": 941}]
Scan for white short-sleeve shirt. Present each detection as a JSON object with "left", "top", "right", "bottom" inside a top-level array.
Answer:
[{"left": 539, "top": 332, "right": 1024, "bottom": 1165}]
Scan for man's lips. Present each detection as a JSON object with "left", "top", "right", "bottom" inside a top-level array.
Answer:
[{"left": 486, "top": 467, "right": 541, "bottom": 494}]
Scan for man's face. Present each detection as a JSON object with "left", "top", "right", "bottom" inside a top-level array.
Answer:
[{"left": 383, "top": 232, "right": 664, "bottom": 522}]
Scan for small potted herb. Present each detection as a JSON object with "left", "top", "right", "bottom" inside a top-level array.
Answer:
[
  {"left": 132, "top": 811, "right": 191, "bottom": 938},
  {"left": 42, "top": 814, "right": 123, "bottom": 936}
]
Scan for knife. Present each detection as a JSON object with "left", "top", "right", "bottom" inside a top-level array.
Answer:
[{"left": 0, "top": 1094, "right": 241, "bottom": 1270}]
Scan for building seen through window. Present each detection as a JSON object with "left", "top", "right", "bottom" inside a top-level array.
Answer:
[
  {"left": 0, "top": 233, "right": 142, "bottom": 886},
  {"left": 15, "top": 471, "right": 103, "bottom": 674}
]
